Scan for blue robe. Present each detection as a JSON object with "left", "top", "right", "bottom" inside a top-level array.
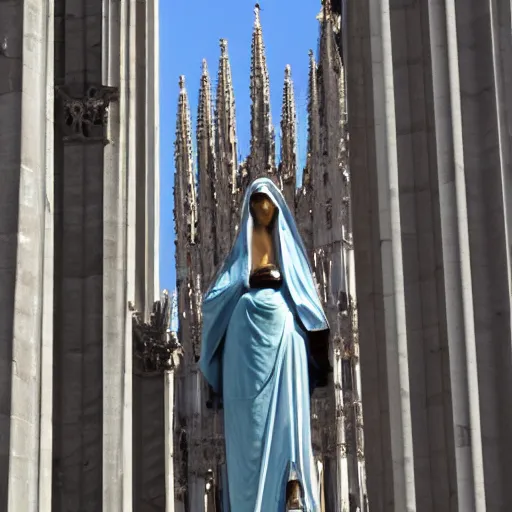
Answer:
[{"left": 199, "top": 178, "right": 329, "bottom": 511}]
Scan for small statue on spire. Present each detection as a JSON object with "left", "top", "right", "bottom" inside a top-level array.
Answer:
[
  {"left": 219, "top": 38, "right": 228, "bottom": 55},
  {"left": 254, "top": 3, "right": 261, "bottom": 25}
]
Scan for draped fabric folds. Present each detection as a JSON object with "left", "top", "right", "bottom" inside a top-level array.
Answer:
[{"left": 199, "top": 178, "right": 328, "bottom": 511}]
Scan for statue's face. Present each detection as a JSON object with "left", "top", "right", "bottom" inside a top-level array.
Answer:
[{"left": 250, "top": 192, "right": 277, "bottom": 227}]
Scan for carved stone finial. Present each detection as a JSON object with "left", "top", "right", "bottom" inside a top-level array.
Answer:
[
  {"left": 220, "top": 38, "right": 228, "bottom": 54},
  {"left": 254, "top": 3, "right": 261, "bottom": 26},
  {"left": 201, "top": 59, "right": 208, "bottom": 75},
  {"left": 179, "top": 75, "right": 186, "bottom": 89}
]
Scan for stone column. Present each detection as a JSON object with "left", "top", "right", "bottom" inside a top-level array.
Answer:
[
  {"left": 39, "top": 1, "right": 55, "bottom": 509},
  {"left": 0, "top": 1, "right": 54, "bottom": 510},
  {"left": 103, "top": 0, "right": 160, "bottom": 508},
  {"left": 102, "top": 0, "right": 132, "bottom": 509},
  {"left": 131, "top": 0, "right": 167, "bottom": 509},
  {"left": 368, "top": 0, "right": 417, "bottom": 509},
  {"left": 165, "top": 369, "right": 176, "bottom": 512},
  {"left": 347, "top": 0, "right": 512, "bottom": 510},
  {"left": 146, "top": 0, "right": 160, "bottom": 308},
  {"left": 52, "top": 1, "right": 106, "bottom": 509}
]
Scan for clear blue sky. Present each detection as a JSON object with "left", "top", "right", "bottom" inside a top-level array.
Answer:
[{"left": 159, "top": 0, "right": 323, "bottom": 292}]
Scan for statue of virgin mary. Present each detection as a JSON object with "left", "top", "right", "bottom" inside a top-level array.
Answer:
[{"left": 199, "top": 178, "right": 331, "bottom": 511}]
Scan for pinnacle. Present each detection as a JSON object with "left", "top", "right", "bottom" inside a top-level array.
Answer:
[
  {"left": 202, "top": 59, "right": 208, "bottom": 76},
  {"left": 250, "top": 0, "right": 275, "bottom": 179},
  {"left": 179, "top": 75, "right": 186, "bottom": 90},
  {"left": 285, "top": 65, "right": 292, "bottom": 79},
  {"left": 308, "top": 51, "right": 317, "bottom": 78},
  {"left": 214, "top": 29, "right": 239, "bottom": 253}
]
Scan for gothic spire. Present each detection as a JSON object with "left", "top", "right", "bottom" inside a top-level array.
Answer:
[
  {"left": 318, "top": 0, "right": 343, "bottom": 158},
  {"left": 197, "top": 60, "right": 215, "bottom": 161},
  {"left": 215, "top": 39, "right": 238, "bottom": 194},
  {"left": 279, "top": 65, "right": 297, "bottom": 207},
  {"left": 174, "top": 75, "right": 197, "bottom": 250},
  {"left": 318, "top": 0, "right": 342, "bottom": 74},
  {"left": 197, "top": 60, "right": 217, "bottom": 286},
  {"left": 215, "top": 39, "right": 239, "bottom": 260},
  {"left": 315, "top": 4, "right": 345, "bottom": 247},
  {"left": 249, "top": 4, "right": 275, "bottom": 181},
  {"left": 304, "top": 50, "right": 320, "bottom": 188}
]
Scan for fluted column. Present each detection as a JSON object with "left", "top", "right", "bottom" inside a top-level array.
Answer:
[
  {"left": 427, "top": 2, "right": 485, "bottom": 509},
  {"left": 102, "top": 0, "right": 132, "bottom": 508},
  {"left": 131, "top": 1, "right": 166, "bottom": 507},
  {"left": 368, "top": 0, "right": 416, "bottom": 509},
  {"left": 146, "top": 0, "right": 160, "bottom": 308},
  {"left": 347, "top": 0, "right": 512, "bottom": 509}
]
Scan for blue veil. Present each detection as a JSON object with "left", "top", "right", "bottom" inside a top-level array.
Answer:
[{"left": 199, "top": 177, "right": 329, "bottom": 393}]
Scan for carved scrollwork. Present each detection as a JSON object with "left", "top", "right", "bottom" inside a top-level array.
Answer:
[
  {"left": 56, "top": 84, "right": 119, "bottom": 144},
  {"left": 130, "top": 291, "right": 183, "bottom": 376}
]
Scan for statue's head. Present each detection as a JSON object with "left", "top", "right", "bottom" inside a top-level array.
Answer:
[{"left": 250, "top": 191, "right": 277, "bottom": 228}]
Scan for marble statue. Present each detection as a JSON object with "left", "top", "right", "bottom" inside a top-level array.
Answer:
[{"left": 199, "top": 178, "right": 331, "bottom": 511}]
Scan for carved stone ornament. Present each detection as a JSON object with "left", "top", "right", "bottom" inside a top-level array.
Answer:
[
  {"left": 56, "top": 84, "right": 119, "bottom": 144},
  {"left": 130, "top": 292, "right": 183, "bottom": 376}
]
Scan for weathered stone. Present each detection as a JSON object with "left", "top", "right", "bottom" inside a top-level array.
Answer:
[
  {"left": 0, "top": 0, "right": 160, "bottom": 510},
  {"left": 56, "top": 84, "right": 118, "bottom": 143},
  {"left": 347, "top": 0, "right": 512, "bottom": 509}
]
